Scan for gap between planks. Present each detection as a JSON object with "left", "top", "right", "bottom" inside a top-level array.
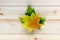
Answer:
[
  {"left": 0, "top": 31, "right": 51, "bottom": 34},
  {"left": 0, "top": 19, "right": 59, "bottom": 21},
  {"left": 1, "top": 5, "right": 60, "bottom": 7}
]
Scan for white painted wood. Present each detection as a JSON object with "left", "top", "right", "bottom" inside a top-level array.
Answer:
[
  {"left": 0, "top": 0, "right": 28, "bottom": 5},
  {"left": 0, "top": 0, "right": 60, "bottom": 5},
  {"left": 0, "top": 7, "right": 26, "bottom": 15},
  {"left": 0, "top": 6, "right": 60, "bottom": 19},
  {"left": 0, "top": 19, "right": 60, "bottom": 34},
  {"left": 31, "top": 0, "right": 60, "bottom": 5},
  {"left": 0, "top": 0, "right": 60, "bottom": 39},
  {"left": 0, "top": 34, "right": 60, "bottom": 40}
]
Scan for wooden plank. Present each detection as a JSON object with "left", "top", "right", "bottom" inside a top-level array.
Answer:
[
  {"left": 0, "top": 19, "right": 60, "bottom": 34},
  {"left": 0, "top": 0, "right": 27, "bottom": 5},
  {"left": 0, "top": 34, "right": 60, "bottom": 40},
  {"left": 31, "top": 0, "right": 60, "bottom": 5},
  {"left": 0, "top": 0, "right": 60, "bottom": 5},
  {"left": 0, "top": 6, "right": 26, "bottom": 15},
  {"left": 0, "top": 7, "right": 60, "bottom": 19}
]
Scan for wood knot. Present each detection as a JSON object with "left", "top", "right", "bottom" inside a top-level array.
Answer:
[
  {"left": 34, "top": 38, "right": 37, "bottom": 40},
  {"left": 0, "top": 13, "right": 4, "bottom": 16},
  {"left": 52, "top": 10, "right": 57, "bottom": 15}
]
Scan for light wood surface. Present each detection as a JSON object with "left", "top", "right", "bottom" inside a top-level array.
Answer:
[{"left": 0, "top": 0, "right": 60, "bottom": 40}]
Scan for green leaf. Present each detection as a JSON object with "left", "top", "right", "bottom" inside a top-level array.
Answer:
[
  {"left": 19, "top": 17, "right": 24, "bottom": 23},
  {"left": 25, "top": 5, "right": 36, "bottom": 16},
  {"left": 32, "top": 8, "right": 35, "bottom": 13},
  {"left": 39, "top": 17, "right": 46, "bottom": 24}
]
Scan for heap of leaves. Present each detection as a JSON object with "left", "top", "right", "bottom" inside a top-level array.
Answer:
[{"left": 19, "top": 5, "right": 45, "bottom": 33}]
